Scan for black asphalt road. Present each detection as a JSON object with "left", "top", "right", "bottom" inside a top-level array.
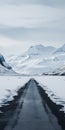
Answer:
[{"left": 4, "top": 79, "right": 62, "bottom": 130}]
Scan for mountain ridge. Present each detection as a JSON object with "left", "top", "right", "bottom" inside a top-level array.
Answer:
[
  {"left": 54, "top": 44, "right": 65, "bottom": 54},
  {"left": 26, "top": 44, "right": 56, "bottom": 56},
  {"left": 0, "top": 53, "right": 17, "bottom": 75},
  {"left": 7, "top": 43, "right": 65, "bottom": 75}
]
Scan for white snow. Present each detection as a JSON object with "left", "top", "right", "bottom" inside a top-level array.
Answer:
[
  {"left": 6, "top": 44, "right": 65, "bottom": 75},
  {"left": 26, "top": 44, "right": 55, "bottom": 56},
  {"left": 1, "top": 44, "right": 65, "bottom": 114},
  {"left": 0, "top": 53, "right": 17, "bottom": 75},
  {"left": 34, "top": 76, "right": 65, "bottom": 112},
  {"left": 54, "top": 44, "right": 65, "bottom": 54},
  {"left": 0, "top": 76, "right": 30, "bottom": 107},
  {"left": 2, "top": 61, "right": 10, "bottom": 68},
  {"left": 0, "top": 64, "right": 16, "bottom": 75},
  {"left": 0, "top": 75, "right": 65, "bottom": 113}
]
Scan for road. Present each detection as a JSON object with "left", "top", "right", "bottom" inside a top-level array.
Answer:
[{"left": 4, "top": 79, "right": 62, "bottom": 130}]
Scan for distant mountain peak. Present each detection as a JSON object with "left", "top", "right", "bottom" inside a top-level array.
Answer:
[
  {"left": 26, "top": 44, "right": 55, "bottom": 56},
  {"left": 54, "top": 43, "right": 65, "bottom": 54},
  {"left": 7, "top": 43, "right": 65, "bottom": 75},
  {"left": 30, "top": 44, "right": 44, "bottom": 48},
  {"left": 29, "top": 44, "right": 45, "bottom": 50}
]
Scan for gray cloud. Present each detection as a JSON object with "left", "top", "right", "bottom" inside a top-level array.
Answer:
[
  {"left": 0, "top": 1, "right": 65, "bottom": 50},
  {"left": 0, "top": 0, "right": 65, "bottom": 7},
  {"left": 0, "top": 25, "right": 65, "bottom": 43}
]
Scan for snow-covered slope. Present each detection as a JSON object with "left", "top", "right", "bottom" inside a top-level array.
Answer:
[
  {"left": 7, "top": 44, "right": 65, "bottom": 75},
  {"left": 52, "top": 64, "right": 65, "bottom": 76},
  {"left": 26, "top": 44, "right": 55, "bottom": 56},
  {"left": 0, "top": 53, "right": 16, "bottom": 75},
  {"left": 54, "top": 44, "right": 65, "bottom": 54},
  {"left": 7, "top": 45, "right": 56, "bottom": 75}
]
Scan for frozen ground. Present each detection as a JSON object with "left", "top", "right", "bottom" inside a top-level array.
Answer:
[
  {"left": 0, "top": 76, "right": 65, "bottom": 113},
  {"left": 34, "top": 76, "right": 65, "bottom": 112},
  {"left": 0, "top": 76, "right": 30, "bottom": 109}
]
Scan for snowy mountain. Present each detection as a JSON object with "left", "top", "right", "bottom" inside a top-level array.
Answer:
[
  {"left": 7, "top": 44, "right": 65, "bottom": 75},
  {"left": 51, "top": 64, "right": 65, "bottom": 76},
  {"left": 0, "top": 53, "right": 16, "bottom": 75},
  {"left": 26, "top": 44, "right": 55, "bottom": 56},
  {"left": 6, "top": 45, "right": 56, "bottom": 75},
  {"left": 54, "top": 44, "right": 65, "bottom": 54}
]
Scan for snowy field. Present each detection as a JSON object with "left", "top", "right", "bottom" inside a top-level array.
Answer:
[
  {"left": 0, "top": 76, "right": 65, "bottom": 113},
  {"left": 35, "top": 76, "right": 65, "bottom": 112},
  {"left": 0, "top": 76, "right": 30, "bottom": 108}
]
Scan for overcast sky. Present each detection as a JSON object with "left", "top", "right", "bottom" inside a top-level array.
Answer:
[{"left": 0, "top": 0, "right": 65, "bottom": 55}]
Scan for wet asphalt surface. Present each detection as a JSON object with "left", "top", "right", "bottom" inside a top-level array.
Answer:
[{"left": 0, "top": 79, "right": 62, "bottom": 130}]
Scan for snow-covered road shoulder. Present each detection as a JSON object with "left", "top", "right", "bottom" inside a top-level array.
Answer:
[
  {"left": 0, "top": 75, "right": 65, "bottom": 115},
  {"left": 34, "top": 76, "right": 65, "bottom": 113},
  {"left": 0, "top": 76, "right": 30, "bottom": 108}
]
